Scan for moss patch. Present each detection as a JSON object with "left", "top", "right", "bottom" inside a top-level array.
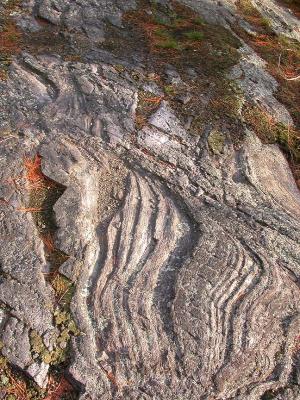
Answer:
[
  {"left": 184, "top": 30, "right": 204, "bottom": 41},
  {"left": 233, "top": 1, "right": 300, "bottom": 187}
]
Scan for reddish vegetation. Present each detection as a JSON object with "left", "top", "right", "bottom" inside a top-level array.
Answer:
[
  {"left": 0, "top": 0, "right": 22, "bottom": 80},
  {"left": 41, "top": 232, "right": 56, "bottom": 253},
  {"left": 234, "top": 1, "right": 300, "bottom": 188},
  {"left": 235, "top": 3, "right": 300, "bottom": 124},
  {"left": 44, "top": 376, "right": 74, "bottom": 400},
  {"left": 3, "top": 368, "right": 28, "bottom": 400},
  {"left": 144, "top": 96, "right": 164, "bottom": 103},
  {"left": 24, "top": 155, "right": 50, "bottom": 188},
  {"left": 0, "top": 20, "right": 21, "bottom": 53},
  {"left": 17, "top": 207, "right": 44, "bottom": 212}
]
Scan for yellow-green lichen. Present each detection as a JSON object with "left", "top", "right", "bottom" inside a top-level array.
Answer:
[
  {"left": 29, "top": 307, "right": 79, "bottom": 367},
  {"left": 208, "top": 130, "right": 225, "bottom": 154},
  {"left": 30, "top": 330, "right": 47, "bottom": 357},
  {"left": 51, "top": 274, "right": 74, "bottom": 306}
]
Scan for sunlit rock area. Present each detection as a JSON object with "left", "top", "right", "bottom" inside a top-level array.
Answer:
[{"left": 0, "top": 0, "right": 300, "bottom": 399}]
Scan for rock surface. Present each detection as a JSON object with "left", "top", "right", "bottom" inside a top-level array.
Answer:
[{"left": 0, "top": 0, "right": 300, "bottom": 399}]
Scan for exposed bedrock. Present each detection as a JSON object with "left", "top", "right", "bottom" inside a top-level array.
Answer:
[
  {"left": 0, "top": 0, "right": 300, "bottom": 399},
  {"left": 24, "top": 133, "right": 300, "bottom": 399}
]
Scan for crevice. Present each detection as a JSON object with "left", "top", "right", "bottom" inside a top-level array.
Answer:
[
  {"left": 17, "top": 153, "right": 81, "bottom": 399},
  {"left": 20, "top": 58, "right": 60, "bottom": 100}
]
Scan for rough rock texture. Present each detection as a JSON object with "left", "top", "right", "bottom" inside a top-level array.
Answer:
[{"left": 0, "top": 0, "right": 300, "bottom": 399}]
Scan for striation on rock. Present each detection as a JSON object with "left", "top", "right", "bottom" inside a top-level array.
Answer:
[{"left": 0, "top": 0, "right": 300, "bottom": 399}]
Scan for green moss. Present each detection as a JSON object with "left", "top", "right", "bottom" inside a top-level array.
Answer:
[
  {"left": 193, "top": 16, "right": 205, "bottom": 25},
  {"left": 164, "top": 85, "right": 176, "bottom": 95},
  {"left": 51, "top": 274, "right": 74, "bottom": 306},
  {"left": 29, "top": 301, "right": 79, "bottom": 367},
  {"left": 154, "top": 28, "right": 171, "bottom": 38},
  {"left": 243, "top": 105, "right": 300, "bottom": 164},
  {"left": 235, "top": 0, "right": 300, "bottom": 163},
  {"left": 47, "top": 252, "right": 69, "bottom": 277},
  {"left": 190, "top": 115, "right": 205, "bottom": 135},
  {"left": 0, "top": 357, "right": 7, "bottom": 368},
  {"left": 134, "top": 4, "right": 242, "bottom": 138},
  {"left": 29, "top": 331, "right": 53, "bottom": 365},
  {"left": 237, "top": 0, "right": 274, "bottom": 34},
  {"left": 54, "top": 309, "right": 71, "bottom": 326},
  {"left": 0, "top": 355, "right": 46, "bottom": 399},
  {"left": 45, "top": 347, "right": 66, "bottom": 366},
  {"left": 184, "top": 30, "right": 204, "bottom": 40},
  {"left": 260, "top": 17, "right": 271, "bottom": 29},
  {"left": 208, "top": 130, "right": 225, "bottom": 154},
  {"left": 29, "top": 185, "right": 65, "bottom": 236},
  {"left": 48, "top": 308, "right": 79, "bottom": 366},
  {"left": 210, "top": 80, "right": 244, "bottom": 119},
  {"left": 238, "top": 0, "right": 257, "bottom": 16},
  {"left": 153, "top": 16, "right": 173, "bottom": 27},
  {"left": 156, "top": 38, "right": 181, "bottom": 50},
  {"left": 5, "top": 0, "right": 22, "bottom": 8}
]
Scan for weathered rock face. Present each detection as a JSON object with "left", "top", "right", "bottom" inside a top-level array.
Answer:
[{"left": 0, "top": 0, "right": 300, "bottom": 399}]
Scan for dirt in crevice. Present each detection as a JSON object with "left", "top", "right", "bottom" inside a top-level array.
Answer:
[
  {"left": 0, "top": 154, "right": 81, "bottom": 400},
  {"left": 0, "top": 0, "right": 23, "bottom": 79}
]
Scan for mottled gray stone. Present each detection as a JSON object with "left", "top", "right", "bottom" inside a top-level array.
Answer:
[
  {"left": 27, "top": 362, "right": 49, "bottom": 388},
  {"left": 149, "top": 101, "right": 187, "bottom": 138},
  {"left": 0, "top": 0, "right": 300, "bottom": 399},
  {"left": 1, "top": 318, "right": 32, "bottom": 369}
]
